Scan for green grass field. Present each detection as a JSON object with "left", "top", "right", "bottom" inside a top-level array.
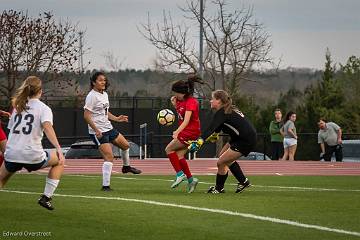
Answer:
[{"left": 0, "top": 174, "right": 359, "bottom": 240}]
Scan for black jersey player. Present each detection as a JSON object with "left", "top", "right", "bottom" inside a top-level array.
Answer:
[{"left": 188, "top": 90, "right": 257, "bottom": 194}]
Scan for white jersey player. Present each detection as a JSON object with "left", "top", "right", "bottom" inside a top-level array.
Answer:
[
  {"left": 0, "top": 76, "right": 65, "bottom": 210},
  {"left": 83, "top": 72, "right": 141, "bottom": 191}
]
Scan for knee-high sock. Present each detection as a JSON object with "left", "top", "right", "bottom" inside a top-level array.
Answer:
[
  {"left": 215, "top": 172, "right": 228, "bottom": 190},
  {"left": 121, "top": 149, "right": 130, "bottom": 166},
  {"left": 44, "top": 177, "right": 60, "bottom": 198},
  {"left": 179, "top": 158, "right": 193, "bottom": 183},
  {"left": 229, "top": 161, "right": 246, "bottom": 184},
  {"left": 167, "top": 152, "right": 182, "bottom": 173},
  {"left": 102, "top": 162, "right": 113, "bottom": 186},
  {"left": 179, "top": 158, "right": 192, "bottom": 179}
]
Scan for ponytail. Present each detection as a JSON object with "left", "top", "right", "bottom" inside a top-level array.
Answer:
[
  {"left": 12, "top": 76, "right": 42, "bottom": 113},
  {"left": 171, "top": 74, "right": 204, "bottom": 97}
]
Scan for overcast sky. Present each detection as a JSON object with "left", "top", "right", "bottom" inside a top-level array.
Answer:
[{"left": 1, "top": 0, "right": 360, "bottom": 70}]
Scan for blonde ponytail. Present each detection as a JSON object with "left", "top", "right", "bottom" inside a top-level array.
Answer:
[{"left": 12, "top": 76, "right": 42, "bottom": 113}]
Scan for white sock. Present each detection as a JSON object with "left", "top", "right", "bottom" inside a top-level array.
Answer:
[
  {"left": 121, "top": 149, "right": 130, "bottom": 167},
  {"left": 44, "top": 177, "right": 60, "bottom": 198},
  {"left": 102, "top": 162, "right": 113, "bottom": 186}
]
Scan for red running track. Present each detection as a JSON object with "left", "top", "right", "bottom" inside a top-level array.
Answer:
[{"left": 37, "top": 159, "right": 360, "bottom": 176}]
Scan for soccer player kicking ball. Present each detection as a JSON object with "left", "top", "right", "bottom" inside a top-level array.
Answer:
[
  {"left": 165, "top": 75, "right": 203, "bottom": 193},
  {"left": 84, "top": 72, "right": 141, "bottom": 191},
  {"left": 188, "top": 90, "right": 257, "bottom": 194},
  {"left": 0, "top": 76, "right": 65, "bottom": 210}
]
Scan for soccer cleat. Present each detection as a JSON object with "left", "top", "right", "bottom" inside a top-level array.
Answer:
[
  {"left": 38, "top": 195, "right": 54, "bottom": 210},
  {"left": 187, "top": 178, "right": 199, "bottom": 193},
  {"left": 207, "top": 186, "right": 225, "bottom": 194},
  {"left": 235, "top": 178, "right": 251, "bottom": 193},
  {"left": 122, "top": 166, "right": 142, "bottom": 174},
  {"left": 171, "top": 173, "right": 186, "bottom": 188},
  {"left": 101, "top": 186, "right": 113, "bottom": 191}
]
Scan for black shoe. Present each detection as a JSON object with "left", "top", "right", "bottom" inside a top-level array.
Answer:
[
  {"left": 235, "top": 178, "right": 251, "bottom": 193},
  {"left": 207, "top": 186, "right": 225, "bottom": 194},
  {"left": 122, "top": 166, "right": 142, "bottom": 174},
  {"left": 38, "top": 194, "right": 54, "bottom": 210},
  {"left": 101, "top": 186, "right": 113, "bottom": 191}
]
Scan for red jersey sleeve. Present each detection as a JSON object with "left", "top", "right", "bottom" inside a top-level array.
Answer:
[{"left": 185, "top": 97, "right": 198, "bottom": 112}]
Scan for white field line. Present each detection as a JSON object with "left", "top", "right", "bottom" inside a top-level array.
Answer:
[
  {"left": 61, "top": 174, "right": 360, "bottom": 192},
  {"left": 0, "top": 189, "right": 359, "bottom": 238}
]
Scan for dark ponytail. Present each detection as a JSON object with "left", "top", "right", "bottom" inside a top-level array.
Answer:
[
  {"left": 284, "top": 111, "right": 296, "bottom": 121},
  {"left": 171, "top": 74, "right": 203, "bottom": 97}
]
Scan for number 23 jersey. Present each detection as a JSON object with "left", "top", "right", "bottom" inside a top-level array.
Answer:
[{"left": 5, "top": 99, "right": 53, "bottom": 164}]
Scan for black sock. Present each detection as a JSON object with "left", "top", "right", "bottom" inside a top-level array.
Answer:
[
  {"left": 215, "top": 172, "right": 228, "bottom": 190},
  {"left": 229, "top": 161, "right": 246, "bottom": 184}
]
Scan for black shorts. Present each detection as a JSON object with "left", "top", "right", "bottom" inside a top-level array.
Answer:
[
  {"left": 89, "top": 128, "right": 120, "bottom": 147},
  {"left": 5, "top": 152, "right": 50, "bottom": 173},
  {"left": 230, "top": 138, "right": 256, "bottom": 157}
]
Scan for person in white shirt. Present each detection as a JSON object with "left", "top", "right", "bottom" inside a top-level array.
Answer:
[
  {"left": 84, "top": 72, "right": 141, "bottom": 191},
  {"left": 0, "top": 76, "right": 65, "bottom": 210}
]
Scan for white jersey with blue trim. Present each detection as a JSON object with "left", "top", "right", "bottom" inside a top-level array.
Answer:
[
  {"left": 5, "top": 99, "right": 53, "bottom": 164},
  {"left": 84, "top": 89, "right": 113, "bottom": 134}
]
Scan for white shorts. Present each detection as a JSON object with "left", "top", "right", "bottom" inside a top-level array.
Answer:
[{"left": 283, "top": 138, "right": 297, "bottom": 148}]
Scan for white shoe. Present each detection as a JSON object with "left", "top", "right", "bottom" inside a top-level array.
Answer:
[
  {"left": 171, "top": 174, "right": 186, "bottom": 188},
  {"left": 187, "top": 178, "right": 199, "bottom": 193}
]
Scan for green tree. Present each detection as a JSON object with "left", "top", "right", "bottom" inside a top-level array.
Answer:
[
  {"left": 338, "top": 56, "right": 360, "bottom": 132},
  {"left": 297, "top": 49, "right": 345, "bottom": 132}
]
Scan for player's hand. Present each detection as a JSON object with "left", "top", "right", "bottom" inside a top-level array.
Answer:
[
  {"left": 206, "top": 132, "right": 219, "bottom": 143},
  {"left": 186, "top": 138, "right": 204, "bottom": 153},
  {"left": 320, "top": 152, "right": 325, "bottom": 160},
  {"left": 0, "top": 110, "right": 11, "bottom": 118},
  {"left": 170, "top": 96, "right": 176, "bottom": 107},
  {"left": 172, "top": 130, "right": 179, "bottom": 139},
  {"left": 95, "top": 129, "right": 103, "bottom": 139},
  {"left": 56, "top": 148, "right": 65, "bottom": 165},
  {"left": 117, "top": 115, "right": 128, "bottom": 122}
]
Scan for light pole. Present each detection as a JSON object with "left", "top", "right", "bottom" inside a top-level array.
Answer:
[{"left": 199, "top": 0, "right": 204, "bottom": 79}]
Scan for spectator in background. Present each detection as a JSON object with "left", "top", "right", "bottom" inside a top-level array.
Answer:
[
  {"left": 269, "top": 108, "right": 284, "bottom": 160},
  {"left": 318, "top": 118, "right": 343, "bottom": 162},
  {"left": 281, "top": 111, "right": 297, "bottom": 161}
]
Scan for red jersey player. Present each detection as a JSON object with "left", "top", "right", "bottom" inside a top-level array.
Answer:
[
  {"left": 165, "top": 75, "right": 203, "bottom": 193},
  {"left": 0, "top": 109, "right": 11, "bottom": 166}
]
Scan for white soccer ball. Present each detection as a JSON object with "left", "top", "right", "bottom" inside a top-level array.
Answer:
[{"left": 157, "top": 109, "right": 175, "bottom": 126}]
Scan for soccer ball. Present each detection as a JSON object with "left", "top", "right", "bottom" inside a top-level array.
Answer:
[{"left": 157, "top": 109, "right": 175, "bottom": 126}]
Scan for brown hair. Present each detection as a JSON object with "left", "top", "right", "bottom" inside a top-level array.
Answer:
[
  {"left": 12, "top": 76, "right": 42, "bottom": 113},
  {"left": 212, "top": 90, "right": 237, "bottom": 114},
  {"left": 171, "top": 74, "right": 203, "bottom": 97},
  {"left": 319, "top": 117, "right": 327, "bottom": 123}
]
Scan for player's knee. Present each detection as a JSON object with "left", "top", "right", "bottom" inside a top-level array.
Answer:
[
  {"left": 122, "top": 142, "right": 130, "bottom": 150},
  {"left": 217, "top": 160, "right": 225, "bottom": 168},
  {"left": 101, "top": 151, "right": 114, "bottom": 162},
  {"left": 165, "top": 146, "right": 172, "bottom": 154}
]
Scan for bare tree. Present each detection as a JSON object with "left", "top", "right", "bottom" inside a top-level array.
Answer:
[
  {"left": 140, "top": 0, "right": 273, "bottom": 97},
  {"left": 0, "top": 10, "right": 84, "bottom": 98},
  {"left": 102, "top": 51, "right": 126, "bottom": 71}
]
